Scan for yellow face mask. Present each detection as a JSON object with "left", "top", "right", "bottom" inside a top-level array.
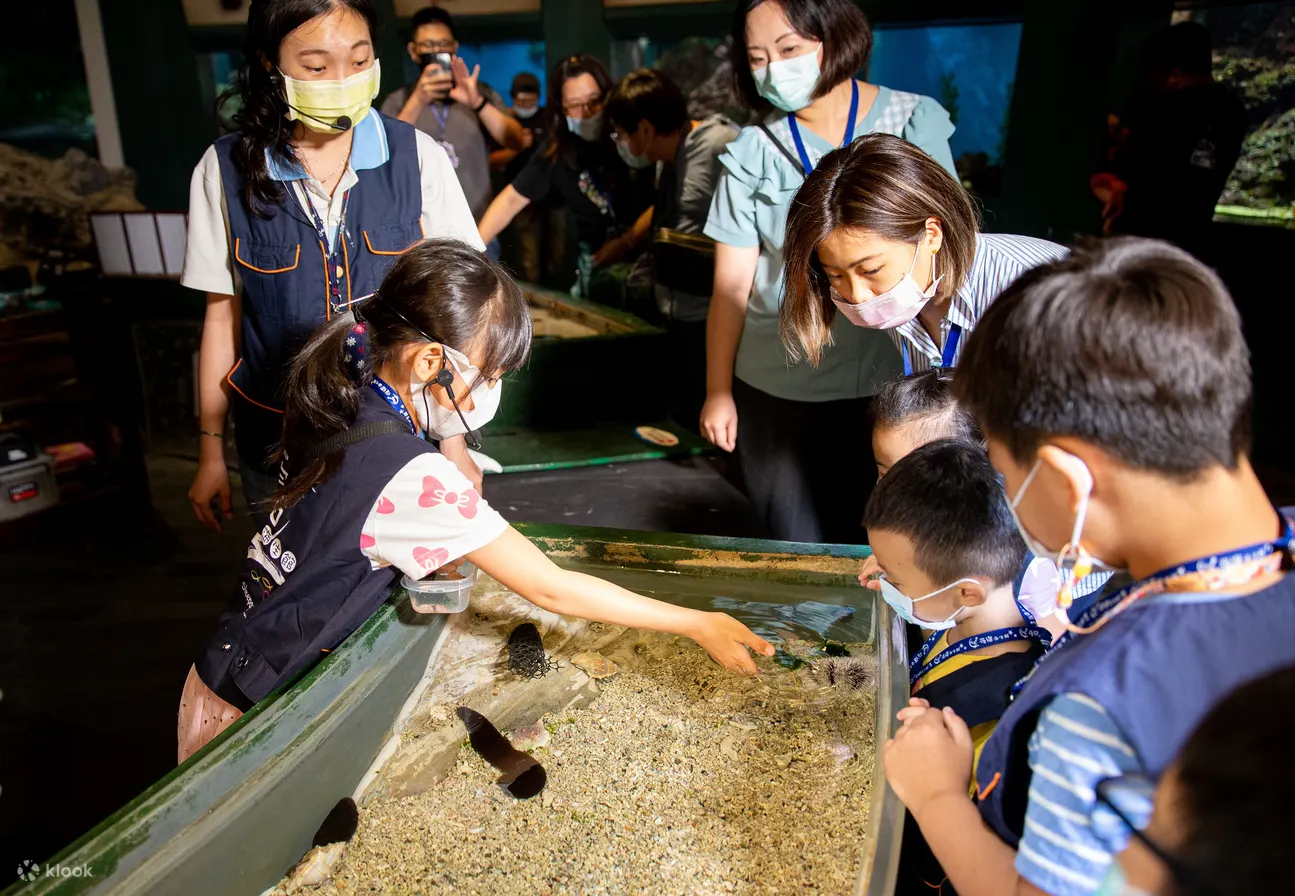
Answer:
[{"left": 281, "top": 59, "right": 381, "bottom": 132}]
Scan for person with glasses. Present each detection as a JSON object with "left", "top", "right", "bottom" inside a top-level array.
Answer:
[
  {"left": 477, "top": 55, "right": 652, "bottom": 298},
  {"left": 178, "top": 240, "right": 774, "bottom": 763},
  {"left": 182, "top": 0, "right": 483, "bottom": 531},
  {"left": 1095, "top": 664, "right": 1293, "bottom": 896},
  {"left": 880, "top": 239, "right": 1295, "bottom": 896},
  {"left": 381, "top": 6, "right": 526, "bottom": 235}
]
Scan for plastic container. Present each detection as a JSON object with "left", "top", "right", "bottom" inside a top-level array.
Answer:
[{"left": 402, "top": 562, "right": 476, "bottom": 614}]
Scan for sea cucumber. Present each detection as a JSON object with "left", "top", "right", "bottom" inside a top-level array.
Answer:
[{"left": 457, "top": 706, "right": 547, "bottom": 799}]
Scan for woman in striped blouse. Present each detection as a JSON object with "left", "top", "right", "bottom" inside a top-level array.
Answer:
[{"left": 779, "top": 134, "right": 1066, "bottom": 376}]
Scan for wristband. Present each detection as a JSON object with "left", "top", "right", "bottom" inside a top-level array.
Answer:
[
  {"left": 473, "top": 95, "right": 488, "bottom": 113},
  {"left": 199, "top": 430, "right": 224, "bottom": 440}
]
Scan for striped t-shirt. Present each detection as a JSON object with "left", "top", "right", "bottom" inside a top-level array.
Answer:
[
  {"left": 1015, "top": 693, "right": 1152, "bottom": 895},
  {"left": 891, "top": 232, "right": 1067, "bottom": 375}
]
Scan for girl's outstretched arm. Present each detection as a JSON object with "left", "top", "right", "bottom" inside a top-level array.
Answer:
[{"left": 468, "top": 527, "right": 774, "bottom": 673}]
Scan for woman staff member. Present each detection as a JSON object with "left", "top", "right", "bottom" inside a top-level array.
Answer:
[
  {"left": 476, "top": 55, "right": 647, "bottom": 297},
  {"left": 779, "top": 135, "right": 1066, "bottom": 375},
  {"left": 701, "top": 0, "right": 956, "bottom": 544},
  {"left": 182, "top": 0, "right": 483, "bottom": 529}
]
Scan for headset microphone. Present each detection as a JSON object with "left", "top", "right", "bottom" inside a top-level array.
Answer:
[
  {"left": 434, "top": 366, "right": 483, "bottom": 450},
  {"left": 283, "top": 99, "right": 353, "bottom": 131}
]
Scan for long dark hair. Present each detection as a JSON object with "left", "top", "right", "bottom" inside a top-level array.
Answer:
[
  {"left": 542, "top": 54, "right": 615, "bottom": 169},
  {"left": 274, "top": 240, "right": 533, "bottom": 508},
  {"left": 219, "top": 0, "right": 380, "bottom": 215}
]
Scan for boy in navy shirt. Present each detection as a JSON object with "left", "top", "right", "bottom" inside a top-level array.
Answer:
[{"left": 881, "top": 237, "right": 1295, "bottom": 896}]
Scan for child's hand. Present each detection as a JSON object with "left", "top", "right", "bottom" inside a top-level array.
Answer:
[
  {"left": 858, "top": 555, "right": 882, "bottom": 589},
  {"left": 896, "top": 697, "right": 932, "bottom": 724},
  {"left": 883, "top": 705, "right": 974, "bottom": 817},
  {"left": 692, "top": 612, "right": 775, "bottom": 675}
]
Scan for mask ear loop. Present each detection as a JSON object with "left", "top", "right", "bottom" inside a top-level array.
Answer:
[{"left": 436, "top": 352, "right": 483, "bottom": 451}]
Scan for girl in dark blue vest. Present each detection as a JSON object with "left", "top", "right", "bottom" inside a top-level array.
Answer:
[
  {"left": 178, "top": 240, "right": 773, "bottom": 762},
  {"left": 880, "top": 238, "right": 1295, "bottom": 896},
  {"left": 181, "top": 0, "right": 482, "bottom": 531}
]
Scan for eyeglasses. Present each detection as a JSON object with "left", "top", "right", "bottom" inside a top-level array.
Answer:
[
  {"left": 414, "top": 39, "right": 457, "bottom": 53},
  {"left": 562, "top": 97, "right": 603, "bottom": 116},
  {"left": 1094, "top": 775, "right": 1193, "bottom": 888}
]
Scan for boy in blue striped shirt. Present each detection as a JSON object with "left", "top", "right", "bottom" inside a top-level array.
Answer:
[{"left": 880, "top": 237, "right": 1295, "bottom": 896}]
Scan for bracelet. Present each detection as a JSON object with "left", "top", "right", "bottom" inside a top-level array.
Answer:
[
  {"left": 199, "top": 430, "right": 224, "bottom": 440},
  {"left": 473, "top": 95, "right": 488, "bottom": 113}
]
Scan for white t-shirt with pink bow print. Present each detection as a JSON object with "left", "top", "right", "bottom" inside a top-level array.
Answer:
[{"left": 359, "top": 452, "right": 509, "bottom": 580}]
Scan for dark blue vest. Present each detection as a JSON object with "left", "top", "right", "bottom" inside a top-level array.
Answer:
[
  {"left": 977, "top": 556, "right": 1295, "bottom": 846},
  {"left": 194, "top": 388, "right": 435, "bottom": 710},
  {"left": 214, "top": 115, "right": 423, "bottom": 473}
]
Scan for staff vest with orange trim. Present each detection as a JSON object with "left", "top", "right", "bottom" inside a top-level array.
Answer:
[
  {"left": 975, "top": 566, "right": 1295, "bottom": 847},
  {"left": 213, "top": 115, "right": 422, "bottom": 473}
]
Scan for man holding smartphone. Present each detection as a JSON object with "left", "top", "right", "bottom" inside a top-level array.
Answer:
[{"left": 382, "top": 6, "right": 525, "bottom": 245}]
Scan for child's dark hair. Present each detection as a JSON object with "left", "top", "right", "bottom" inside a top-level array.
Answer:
[
  {"left": 1169, "top": 664, "right": 1295, "bottom": 896},
  {"left": 605, "top": 68, "right": 689, "bottom": 136},
  {"left": 864, "top": 439, "right": 1026, "bottom": 587},
  {"left": 273, "top": 239, "right": 532, "bottom": 509},
  {"left": 872, "top": 370, "right": 982, "bottom": 447},
  {"left": 954, "top": 237, "right": 1251, "bottom": 478}
]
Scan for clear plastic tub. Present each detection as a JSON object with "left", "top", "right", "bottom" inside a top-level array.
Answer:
[{"left": 402, "top": 562, "right": 477, "bottom": 614}]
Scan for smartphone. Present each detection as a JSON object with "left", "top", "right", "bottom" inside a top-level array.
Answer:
[{"left": 418, "top": 52, "right": 456, "bottom": 87}]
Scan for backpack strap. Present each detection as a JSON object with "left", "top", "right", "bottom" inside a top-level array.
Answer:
[
  {"left": 301, "top": 420, "right": 415, "bottom": 466},
  {"left": 757, "top": 122, "right": 805, "bottom": 175}
]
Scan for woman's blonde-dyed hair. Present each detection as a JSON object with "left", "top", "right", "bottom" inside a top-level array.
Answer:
[{"left": 779, "top": 134, "right": 981, "bottom": 366}]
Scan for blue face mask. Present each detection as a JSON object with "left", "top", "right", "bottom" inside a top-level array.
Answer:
[
  {"left": 877, "top": 576, "right": 975, "bottom": 630},
  {"left": 1093, "top": 862, "right": 1154, "bottom": 896},
  {"left": 752, "top": 47, "right": 822, "bottom": 113}
]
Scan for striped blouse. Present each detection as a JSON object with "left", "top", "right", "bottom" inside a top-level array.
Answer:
[{"left": 890, "top": 232, "right": 1067, "bottom": 375}]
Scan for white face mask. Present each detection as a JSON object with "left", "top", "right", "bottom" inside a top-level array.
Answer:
[
  {"left": 878, "top": 576, "right": 976, "bottom": 631},
  {"left": 410, "top": 344, "right": 502, "bottom": 442},
  {"left": 1008, "top": 455, "right": 1124, "bottom": 606},
  {"left": 833, "top": 242, "right": 941, "bottom": 329},
  {"left": 514, "top": 105, "right": 539, "bottom": 119},
  {"left": 752, "top": 46, "right": 822, "bottom": 113},
  {"left": 566, "top": 111, "right": 603, "bottom": 142},
  {"left": 616, "top": 139, "right": 652, "bottom": 169},
  {"left": 280, "top": 59, "right": 381, "bottom": 132}
]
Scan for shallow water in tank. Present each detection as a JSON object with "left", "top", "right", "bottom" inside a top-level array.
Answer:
[{"left": 287, "top": 567, "right": 883, "bottom": 896}]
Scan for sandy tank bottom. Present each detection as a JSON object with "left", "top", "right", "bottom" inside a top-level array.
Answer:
[{"left": 279, "top": 578, "right": 877, "bottom": 896}]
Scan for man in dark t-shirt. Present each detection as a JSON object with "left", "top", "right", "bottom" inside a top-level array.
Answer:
[{"left": 1093, "top": 22, "right": 1247, "bottom": 259}]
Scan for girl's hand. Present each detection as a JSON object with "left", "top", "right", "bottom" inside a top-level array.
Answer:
[
  {"left": 690, "top": 612, "right": 774, "bottom": 674},
  {"left": 858, "top": 555, "right": 882, "bottom": 589},
  {"left": 700, "top": 391, "right": 738, "bottom": 452},
  {"left": 189, "top": 458, "right": 232, "bottom": 532}
]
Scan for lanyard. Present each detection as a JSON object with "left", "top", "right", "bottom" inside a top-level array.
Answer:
[
  {"left": 369, "top": 375, "right": 418, "bottom": 435},
  {"left": 1010, "top": 515, "right": 1295, "bottom": 696},
  {"left": 909, "top": 625, "right": 1048, "bottom": 689},
  {"left": 430, "top": 102, "right": 451, "bottom": 136},
  {"left": 303, "top": 187, "right": 352, "bottom": 316},
  {"left": 787, "top": 78, "right": 859, "bottom": 176},
  {"left": 902, "top": 323, "right": 962, "bottom": 377}
]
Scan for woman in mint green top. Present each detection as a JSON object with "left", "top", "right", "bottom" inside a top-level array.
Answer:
[{"left": 700, "top": 0, "right": 956, "bottom": 543}]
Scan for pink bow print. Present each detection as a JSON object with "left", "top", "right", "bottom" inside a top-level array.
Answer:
[{"left": 418, "top": 476, "right": 481, "bottom": 519}]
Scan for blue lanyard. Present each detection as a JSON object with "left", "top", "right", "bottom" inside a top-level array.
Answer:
[
  {"left": 303, "top": 188, "right": 352, "bottom": 315},
  {"left": 902, "top": 323, "right": 962, "bottom": 377},
  {"left": 787, "top": 78, "right": 859, "bottom": 176},
  {"left": 430, "top": 102, "right": 451, "bottom": 136},
  {"left": 1010, "top": 515, "right": 1295, "bottom": 696},
  {"left": 909, "top": 625, "right": 1048, "bottom": 689},
  {"left": 369, "top": 375, "right": 418, "bottom": 435}
]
